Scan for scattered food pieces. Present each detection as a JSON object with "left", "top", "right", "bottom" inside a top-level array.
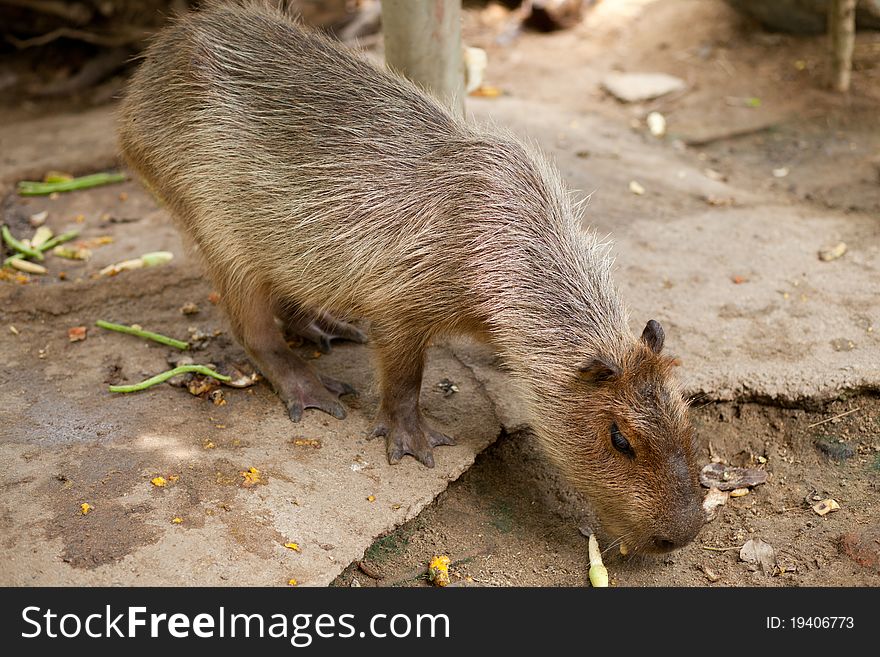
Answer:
[
  {"left": 99, "top": 250, "right": 173, "bottom": 276},
  {"left": 463, "top": 46, "right": 488, "bottom": 93},
  {"left": 437, "top": 378, "right": 459, "bottom": 397},
  {"left": 587, "top": 534, "right": 609, "bottom": 587},
  {"left": 739, "top": 538, "right": 776, "bottom": 575},
  {"left": 619, "top": 543, "right": 629, "bottom": 556},
  {"left": 2, "top": 225, "right": 43, "bottom": 261},
  {"left": 208, "top": 292, "right": 221, "bottom": 304},
  {"left": 67, "top": 326, "right": 87, "bottom": 342},
  {"left": 293, "top": 439, "right": 322, "bottom": 448},
  {"left": 186, "top": 375, "right": 221, "bottom": 398},
  {"left": 172, "top": 517, "right": 183, "bottom": 524},
  {"left": 367, "top": 495, "right": 376, "bottom": 503},
  {"left": 729, "top": 487, "right": 750, "bottom": 498},
  {"left": 17, "top": 171, "right": 126, "bottom": 196},
  {"left": 9, "top": 325, "right": 19, "bottom": 335},
  {"left": 731, "top": 275, "right": 748, "bottom": 284},
  {"left": 703, "top": 168, "right": 725, "bottom": 181},
  {"left": 812, "top": 498, "right": 840, "bottom": 516},
  {"left": 700, "top": 462, "right": 768, "bottom": 491},
  {"left": 80, "top": 502, "right": 92, "bottom": 515},
  {"left": 628, "top": 180, "right": 645, "bottom": 195},
  {"left": 428, "top": 555, "right": 451, "bottom": 587},
  {"left": 180, "top": 302, "right": 200, "bottom": 315},
  {"left": 151, "top": 476, "right": 167, "bottom": 487},
  {"left": 29, "top": 211, "right": 48, "bottom": 227},
  {"left": 470, "top": 85, "right": 503, "bottom": 98},
  {"left": 224, "top": 363, "right": 261, "bottom": 388},
  {"left": 96, "top": 319, "right": 189, "bottom": 350},
  {"left": 53, "top": 245, "right": 91, "bottom": 260},
  {"left": 109, "top": 364, "right": 231, "bottom": 393},
  {"left": 818, "top": 242, "right": 847, "bottom": 262},
  {"left": 703, "top": 487, "right": 729, "bottom": 521},
  {"left": 772, "top": 167, "right": 790, "bottom": 178},
  {"left": 284, "top": 542, "right": 301, "bottom": 552},
  {"left": 601, "top": 72, "right": 686, "bottom": 103},
  {"left": 241, "top": 467, "right": 262, "bottom": 487},
  {"left": 9, "top": 259, "right": 46, "bottom": 274},
  {"left": 287, "top": 578, "right": 298, "bottom": 587},
  {"left": 646, "top": 111, "right": 666, "bottom": 137},
  {"left": 31, "top": 226, "right": 53, "bottom": 248}
]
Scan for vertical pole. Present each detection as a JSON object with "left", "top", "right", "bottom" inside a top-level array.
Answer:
[
  {"left": 829, "top": 0, "right": 857, "bottom": 92},
  {"left": 381, "top": 0, "right": 465, "bottom": 115}
]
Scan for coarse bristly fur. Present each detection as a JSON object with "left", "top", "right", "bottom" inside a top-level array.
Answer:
[{"left": 117, "top": 0, "right": 704, "bottom": 553}]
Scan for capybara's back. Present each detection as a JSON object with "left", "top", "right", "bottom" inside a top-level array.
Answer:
[{"left": 119, "top": 2, "right": 704, "bottom": 554}]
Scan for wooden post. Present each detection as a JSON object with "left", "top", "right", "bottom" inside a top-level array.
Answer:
[
  {"left": 381, "top": 0, "right": 464, "bottom": 115},
  {"left": 829, "top": 0, "right": 857, "bottom": 92}
]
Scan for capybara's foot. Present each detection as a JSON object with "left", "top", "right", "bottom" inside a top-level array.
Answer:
[
  {"left": 282, "top": 371, "right": 356, "bottom": 422},
  {"left": 283, "top": 311, "right": 367, "bottom": 353},
  {"left": 369, "top": 414, "right": 455, "bottom": 468}
]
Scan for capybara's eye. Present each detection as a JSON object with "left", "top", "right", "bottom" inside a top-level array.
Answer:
[{"left": 610, "top": 423, "right": 635, "bottom": 459}]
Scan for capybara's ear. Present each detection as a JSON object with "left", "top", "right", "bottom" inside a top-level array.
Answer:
[
  {"left": 578, "top": 356, "right": 621, "bottom": 383},
  {"left": 641, "top": 319, "right": 665, "bottom": 354}
]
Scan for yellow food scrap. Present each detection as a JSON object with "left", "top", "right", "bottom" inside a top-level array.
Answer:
[
  {"left": 172, "top": 517, "right": 183, "bottom": 524},
  {"left": 812, "top": 498, "right": 840, "bottom": 516},
  {"left": 241, "top": 467, "right": 262, "bottom": 487},
  {"left": 288, "top": 578, "right": 298, "bottom": 587},
  {"left": 203, "top": 440, "right": 216, "bottom": 449},
  {"left": 588, "top": 534, "right": 609, "bottom": 588},
  {"left": 168, "top": 474, "right": 179, "bottom": 483},
  {"left": 284, "top": 542, "right": 301, "bottom": 552},
  {"left": 80, "top": 503, "right": 92, "bottom": 515},
  {"left": 293, "top": 439, "right": 322, "bottom": 448},
  {"left": 366, "top": 495, "right": 376, "bottom": 503},
  {"left": 428, "top": 555, "right": 451, "bottom": 587},
  {"left": 151, "top": 476, "right": 167, "bottom": 487}
]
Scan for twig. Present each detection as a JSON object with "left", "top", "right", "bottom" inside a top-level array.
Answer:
[
  {"left": 6, "top": 26, "right": 144, "bottom": 49},
  {"left": 699, "top": 545, "right": 742, "bottom": 552},
  {"left": 17, "top": 172, "right": 126, "bottom": 196},
  {"left": 807, "top": 407, "right": 860, "bottom": 429},
  {"left": 96, "top": 320, "right": 189, "bottom": 351},
  {"left": 2, "top": 225, "right": 43, "bottom": 261},
  {"left": 109, "top": 365, "right": 230, "bottom": 394}
]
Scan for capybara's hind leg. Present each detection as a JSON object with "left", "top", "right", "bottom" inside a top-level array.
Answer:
[
  {"left": 368, "top": 332, "right": 455, "bottom": 468},
  {"left": 230, "top": 287, "right": 355, "bottom": 421},
  {"left": 279, "top": 305, "right": 367, "bottom": 354}
]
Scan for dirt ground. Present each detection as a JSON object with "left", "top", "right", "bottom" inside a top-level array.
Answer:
[{"left": 1, "top": 0, "right": 878, "bottom": 587}]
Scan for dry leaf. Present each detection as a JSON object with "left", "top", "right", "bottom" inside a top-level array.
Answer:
[
  {"left": 812, "top": 498, "right": 840, "bottom": 516},
  {"left": 740, "top": 538, "right": 776, "bottom": 575}
]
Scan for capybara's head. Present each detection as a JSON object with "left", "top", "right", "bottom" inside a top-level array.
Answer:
[{"left": 557, "top": 320, "right": 703, "bottom": 553}]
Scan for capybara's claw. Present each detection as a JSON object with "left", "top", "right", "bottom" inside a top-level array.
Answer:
[
  {"left": 282, "top": 373, "right": 353, "bottom": 422},
  {"left": 369, "top": 418, "right": 453, "bottom": 468},
  {"left": 319, "top": 374, "right": 357, "bottom": 397}
]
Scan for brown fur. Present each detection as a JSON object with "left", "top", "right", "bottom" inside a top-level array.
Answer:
[{"left": 117, "top": 1, "right": 703, "bottom": 553}]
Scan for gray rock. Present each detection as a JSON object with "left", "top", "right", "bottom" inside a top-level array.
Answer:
[{"left": 601, "top": 72, "right": 686, "bottom": 103}]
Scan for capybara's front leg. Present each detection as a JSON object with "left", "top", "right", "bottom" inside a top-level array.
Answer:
[
  {"left": 230, "top": 289, "right": 355, "bottom": 421},
  {"left": 369, "top": 335, "right": 455, "bottom": 468}
]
